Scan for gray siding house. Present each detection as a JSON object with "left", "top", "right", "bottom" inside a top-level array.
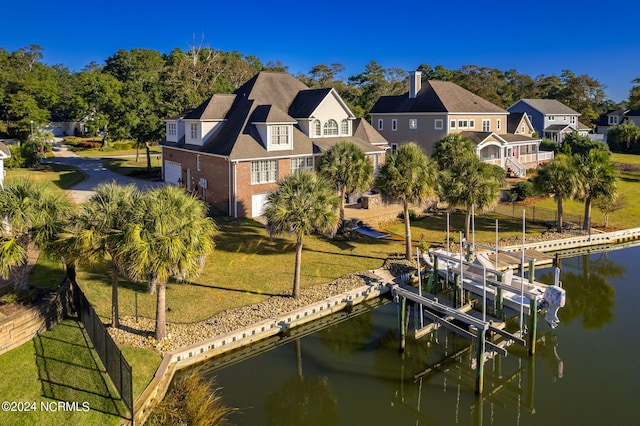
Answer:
[{"left": 507, "top": 99, "right": 590, "bottom": 144}]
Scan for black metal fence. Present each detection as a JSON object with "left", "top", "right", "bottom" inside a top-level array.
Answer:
[
  {"left": 493, "top": 203, "right": 583, "bottom": 228},
  {"left": 71, "top": 280, "right": 133, "bottom": 414}
]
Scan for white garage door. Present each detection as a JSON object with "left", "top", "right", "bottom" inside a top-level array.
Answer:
[
  {"left": 251, "top": 193, "right": 269, "bottom": 218},
  {"left": 164, "top": 160, "right": 182, "bottom": 185}
]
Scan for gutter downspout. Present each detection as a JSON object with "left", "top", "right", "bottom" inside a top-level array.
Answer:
[
  {"left": 228, "top": 158, "right": 232, "bottom": 216},
  {"left": 233, "top": 161, "right": 238, "bottom": 218}
]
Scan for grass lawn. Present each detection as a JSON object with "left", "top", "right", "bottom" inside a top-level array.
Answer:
[
  {"left": 101, "top": 157, "right": 162, "bottom": 178},
  {"left": 531, "top": 153, "right": 640, "bottom": 230},
  {"left": 119, "top": 346, "right": 162, "bottom": 400},
  {"left": 76, "top": 147, "right": 162, "bottom": 158},
  {"left": 5, "top": 163, "right": 84, "bottom": 190},
  {"left": 0, "top": 319, "right": 129, "bottom": 426}
]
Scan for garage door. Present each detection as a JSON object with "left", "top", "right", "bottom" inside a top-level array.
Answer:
[
  {"left": 164, "top": 160, "right": 182, "bottom": 185},
  {"left": 251, "top": 193, "right": 269, "bottom": 218}
]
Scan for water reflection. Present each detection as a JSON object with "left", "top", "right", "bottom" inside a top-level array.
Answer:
[
  {"left": 540, "top": 252, "right": 623, "bottom": 329},
  {"left": 265, "top": 339, "right": 340, "bottom": 425}
]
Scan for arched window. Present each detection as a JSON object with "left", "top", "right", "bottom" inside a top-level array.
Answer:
[
  {"left": 340, "top": 119, "right": 349, "bottom": 135},
  {"left": 323, "top": 119, "right": 338, "bottom": 136},
  {"left": 313, "top": 119, "right": 321, "bottom": 136}
]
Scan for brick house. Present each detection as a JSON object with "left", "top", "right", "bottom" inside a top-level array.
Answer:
[{"left": 162, "top": 72, "right": 388, "bottom": 217}]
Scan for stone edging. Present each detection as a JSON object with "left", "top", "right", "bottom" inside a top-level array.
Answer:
[{"left": 132, "top": 279, "right": 389, "bottom": 426}]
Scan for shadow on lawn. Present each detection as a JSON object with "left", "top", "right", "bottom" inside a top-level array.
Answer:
[{"left": 34, "top": 318, "right": 129, "bottom": 418}]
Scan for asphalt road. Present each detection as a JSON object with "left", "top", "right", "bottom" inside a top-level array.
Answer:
[{"left": 44, "top": 143, "right": 165, "bottom": 203}]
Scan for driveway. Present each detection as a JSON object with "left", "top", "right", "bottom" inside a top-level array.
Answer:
[{"left": 44, "top": 142, "right": 165, "bottom": 203}]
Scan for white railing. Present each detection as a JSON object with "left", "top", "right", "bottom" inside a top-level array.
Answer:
[
  {"left": 538, "top": 151, "right": 555, "bottom": 161},
  {"left": 506, "top": 157, "right": 526, "bottom": 177}
]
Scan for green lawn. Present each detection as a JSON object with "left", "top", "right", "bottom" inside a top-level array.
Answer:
[
  {"left": 0, "top": 319, "right": 129, "bottom": 426},
  {"left": 531, "top": 153, "right": 640, "bottom": 230},
  {"left": 76, "top": 147, "right": 162, "bottom": 158},
  {"left": 5, "top": 163, "right": 84, "bottom": 190},
  {"left": 101, "top": 157, "right": 162, "bottom": 178}
]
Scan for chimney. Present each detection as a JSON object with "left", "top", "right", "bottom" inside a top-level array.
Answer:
[{"left": 409, "top": 71, "right": 422, "bottom": 99}]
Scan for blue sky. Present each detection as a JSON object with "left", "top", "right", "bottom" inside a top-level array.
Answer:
[{"left": 3, "top": 0, "right": 639, "bottom": 102}]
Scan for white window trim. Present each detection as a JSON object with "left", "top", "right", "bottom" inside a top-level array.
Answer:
[
  {"left": 291, "top": 156, "right": 314, "bottom": 174},
  {"left": 450, "top": 120, "right": 456, "bottom": 129},
  {"left": 377, "top": 119, "right": 383, "bottom": 131},
  {"left": 409, "top": 119, "right": 417, "bottom": 129},
  {"left": 340, "top": 119, "right": 349, "bottom": 135},
  {"left": 434, "top": 119, "right": 443, "bottom": 130},
  {"left": 269, "top": 125, "right": 292, "bottom": 150},
  {"left": 391, "top": 119, "right": 397, "bottom": 131},
  {"left": 496, "top": 119, "right": 501, "bottom": 131},
  {"left": 190, "top": 123, "right": 198, "bottom": 140},
  {"left": 196, "top": 154, "right": 201, "bottom": 172},
  {"left": 251, "top": 160, "right": 278, "bottom": 184},
  {"left": 469, "top": 119, "right": 475, "bottom": 129},
  {"left": 482, "top": 119, "right": 490, "bottom": 132}
]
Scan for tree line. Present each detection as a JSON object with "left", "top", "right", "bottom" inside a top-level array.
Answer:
[{"left": 2, "top": 44, "right": 639, "bottom": 144}]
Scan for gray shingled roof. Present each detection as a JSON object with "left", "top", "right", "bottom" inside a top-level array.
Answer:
[
  {"left": 165, "top": 72, "right": 387, "bottom": 161},
  {"left": 370, "top": 80, "right": 505, "bottom": 114},
  {"left": 507, "top": 112, "right": 526, "bottom": 133},
  {"left": 0, "top": 142, "right": 10, "bottom": 158},
  {"left": 183, "top": 94, "right": 236, "bottom": 120},
  {"left": 545, "top": 124, "right": 573, "bottom": 132},
  {"left": 460, "top": 131, "right": 537, "bottom": 146},
  {"left": 512, "top": 99, "right": 579, "bottom": 115}
]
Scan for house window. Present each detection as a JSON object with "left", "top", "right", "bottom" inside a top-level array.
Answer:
[
  {"left": 450, "top": 120, "right": 456, "bottom": 129},
  {"left": 190, "top": 123, "right": 198, "bottom": 139},
  {"left": 497, "top": 119, "right": 501, "bottom": 131},
  {"left": 377, "top": 119, "right": 383, "bottom": 131},
  {"left": 196, "top": 155, "right": 201, "bottom": 172},
  {"left": 167, "top": 123, "right": 176, "bottom": 136},
  {"left": 390, "top": 143, "right": 398, "bottom": 153},
  {"left": 434, "top": 119, "right": 443, "bottom": 130},
  {"left": 482, "top": 119, "right": 490, "bottom": 132},
  {"left": 313, "top": 119, "right": 321, "bottom": 136},
  {"left": 458, "top": 120, "right": 468, "bottom": 129},
  {"left": 291, "top": 156, "right": 314, "bottom": 173},
  {"left": 563, "top": 116, "right": 567, "bottom": 122},
  {"left": 570, "top": 116, "right": 576, "bottom": 124},
  {"left": 324, "top": 119, "right": 339, "bottom": 136},
  {"left": 469, "top": 120, "right": 475, "bottom": 129},
  {"left": 251, "top": 160, "right": 278, "bottom": 184},
  {"left": 271, "top": 125, "right": 290, "bottom": 146},
  {"left": 409, "top": 119, "right": 417, "bottom": 129},
  {"left": 520, "top": 125, "right": 525, "bottom": 134},
  {"left": 341, "top": 119, "right": 349, "bottom": 135},
  {"left": 549, "top": 115, "right": 555, "bottom": 121},
  {"left": 608, "top": 116, "right": 618, "bottom": 125},
  {"left": 392, "top": 119, "right": 397, "bottom": 131}
]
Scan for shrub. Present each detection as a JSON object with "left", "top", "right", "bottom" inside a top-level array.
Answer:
[
  {"left": 112, "top": 141, "right": 134, "bottom": 150},
  {"left": 513, "top": 180, "right": 536, "bottom": 201},
  {"left": 5, "top": 144, "right": 26, "bottom": 168}
]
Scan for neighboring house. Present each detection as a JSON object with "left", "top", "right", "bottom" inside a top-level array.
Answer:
[
  {"left": 507, "top": 99, "right": 591, "bottom": 144},
  {"left": 162, "top": 72, "right": 388, "bottom": 218},
  {"left": 42, "top": 113, "right": 86, "bottom": 137},
  {"left": 370, "top": 71, "right": 550, "bottom": 177},
  {"left": 0, "top": 142, "right": 11, "bottom": 188},
  {"left": 594, "top": 109, "right": 640, "bottom": 140}
]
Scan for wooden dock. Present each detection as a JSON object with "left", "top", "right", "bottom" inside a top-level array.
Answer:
[{"left": 484, "top": 249, "right": 554, "bottom": 270}]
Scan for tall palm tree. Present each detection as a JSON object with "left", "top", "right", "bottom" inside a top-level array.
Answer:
[
  {"left": 532, "top": 153, "right": 583, "bottom": 232},
  {"left": 121, "top": 186, "right": 216, "bottom": 340},
  {"left": 432, "top": 133, "right": 475, "bottom": 171},
  {"left": 438, "top": 155, "right": 503, "bottom": 241},
  {"left": 264, "top": 170, "right": 339, "bottom": 299},
  {"left": 375, "top": 143, "right": 437, "bottom": 260},
  {"left": 576, "top": 149, "right": 618, "bottom": 230},
  {"left": 0, "top": 178, "right": 71, "bottom": 291},
  {"left": 318, "top": 141, "right": 373, "bottom": 229},
  {"left": 57, "top": 182, "right": 139, "bottom": 328}
]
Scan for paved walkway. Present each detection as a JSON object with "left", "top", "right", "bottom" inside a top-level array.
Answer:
[{"left": 44, "top": 142, "right": 165, "bottom": 203}]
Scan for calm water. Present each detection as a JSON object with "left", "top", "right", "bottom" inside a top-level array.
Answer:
[{"left": 192, "top": 245, "right": 640, "bottom": 425}]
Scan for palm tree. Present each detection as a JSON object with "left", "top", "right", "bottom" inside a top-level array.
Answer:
[
  {"left": 432, "top": 133, "right": 475, "bottom": 170},
  {"left": 264, "top": 170, "right": 339, "bottom": 299},
  {"left": 576, "top": 149, "right": 618, "bottom": 230},
  {"left": 375, "top": 143, "right": 437, "bottom": 260},
  {"left": 318, "top": 140, "right": 373, "bottom": 229},
  {"left": 121, "top": 186, "right": 216, "bottom": 340},
  {"left": 532, "top": 153, "right": 583, "bottom": 232},
  {"left": 0, "top": 178, "right": 71, "bottom": 291},
  {"left": 57, "top": 182, "right": 139, "bottom": 328},
  {"left": 438, "top": 155, "right": 503, "bottom": 241}
]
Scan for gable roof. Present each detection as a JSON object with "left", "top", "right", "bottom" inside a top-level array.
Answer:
[
  {"left": 0, "top": 142, "right": 10, "bottom": 158},
  {"left": 164, "top": 71, "right": 386, "bottom": 161},
  {"left": 510, "top": 99, "right": 579, "bottom": 116},
  {"left": 370, "top": 80, "right": 506, "bottom": 114},
  {"left": 461, "top": 131, "right": 538, "bottom": 146}
]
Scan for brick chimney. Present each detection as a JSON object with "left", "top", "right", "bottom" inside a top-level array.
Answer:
[{"left": 409, "top": 71, "right": 422, "bottom": 99}]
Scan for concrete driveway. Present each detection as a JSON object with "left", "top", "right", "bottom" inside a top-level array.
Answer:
[{"left": 44, "top": 142, "right": 165, "bottom": 203}]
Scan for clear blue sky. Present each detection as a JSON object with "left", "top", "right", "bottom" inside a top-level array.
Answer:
[{"left": 3, "top": 0, "right": 638, "bottom": 102}]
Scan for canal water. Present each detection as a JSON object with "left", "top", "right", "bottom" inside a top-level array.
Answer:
[{"left": 193, "top": 245, "right": 640, "bottom": 425}]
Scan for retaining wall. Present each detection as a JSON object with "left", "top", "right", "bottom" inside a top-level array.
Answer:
[
  {"left": 133, "top": 280, "right": 389, "bottom": 426},
  {"left": 501, "top": 227, "right": 640, "bottom": 253},
  {"left": 0, "top": 283, "right": 72, "bottom": 356}
]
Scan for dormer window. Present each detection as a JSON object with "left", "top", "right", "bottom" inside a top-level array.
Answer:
[
  {"left": 341, "top": 119, "right": 349, "bottom": 135},
  {"left": 608, "top": 116, "right": 618, "bottom": 125},
  {"left": 270, "top": 125, "right": 291, "bottom": 149},
  {"left": 324, "top": 119, "right": 339, "bottom": 136},
  {"left": 190, "top": 123, "right": 198, "bottom": 139},
  {"left": 313, "top": 119, "right": 321, "bottom": 136},
  {"left": 167, "top": 123, "right": 176, "bottom": 136}
]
